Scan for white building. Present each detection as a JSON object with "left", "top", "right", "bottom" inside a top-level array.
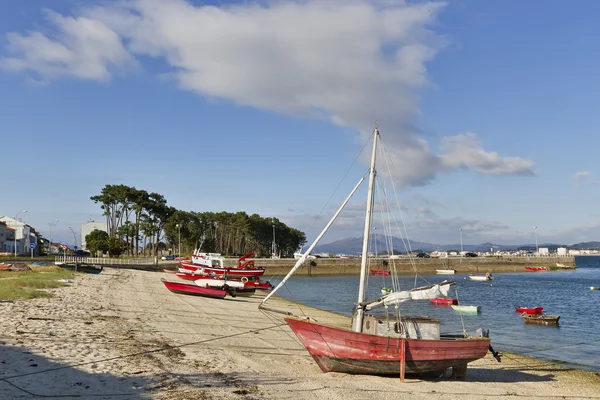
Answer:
[
  {"left": 557, "top": 247, "right": 567, "bottom": 256},
  {"left": 538, "top": 247, "right": 549, "bottom": 256},
  {"left": 0, "top": 216, "right": 33, "bottom": 256},
  {"left": 80, "top": 221, "right": 108, "bottom": 250}
]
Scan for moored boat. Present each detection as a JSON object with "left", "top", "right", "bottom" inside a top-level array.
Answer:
[
  {"left": 468, "top": 273, "right": 493, "bottom": 281},
  {"left": 370, "top": 269, "right": 390, "bottom": 276},
  {"left": 451, "top": 305, "right": 481, "bottom": 313},
  {"left": 436, "top": 269, "right": 456, "bottom": 274},
  {"left": 524, "top": 266, "right": 548, "bottom": 272},
  {"left": 430, "top": 297, "right": 458, "bottom": 305},
  {"left": 161, "top": 278, "right": 228, "bottom": 299},
  {"left": 522, "top": 314, "right": 560, "bottom": 325},
  {"left": 515, "top": 306, "right": 543, "bottom": 314}
]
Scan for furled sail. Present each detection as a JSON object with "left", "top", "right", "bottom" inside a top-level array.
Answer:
[{"left": 364, "top": 280, "right": 455, "bottom": 311}]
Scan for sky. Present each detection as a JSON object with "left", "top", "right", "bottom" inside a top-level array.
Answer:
[{"left": 1, "top": 0, "right": 600, "bottom": 249}]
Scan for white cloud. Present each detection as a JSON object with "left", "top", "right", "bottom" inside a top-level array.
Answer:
[
  {"left": 1, "top": 0, "right": 535, "bottom": 185},
  {"left": 439, "top": 133, "right": 535, "bottom": 176},
  {"left": 0, "top": 11, "right": 136, "bottom": 81},
  {"left": 572, "top": 170, "right": 594, "bottom": 188}
]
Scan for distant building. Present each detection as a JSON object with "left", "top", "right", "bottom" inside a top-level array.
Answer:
[
  {"left": 0, "top": 221, "right": 7, "bottom": 253},
  {"left": 80, "top": 221, "right": 108, "bottom": 250},
  {"left": 557, "top": 247, "right": 567, "bottom": 256},
  {"left": 0, "top": 216, "right": 33, "bottom": 255},
  {"left": 538, "top": 247, "right": 549, "bottom": 256}
]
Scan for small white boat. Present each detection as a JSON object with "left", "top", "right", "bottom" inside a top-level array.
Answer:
[
  {"left": 436, "top": 269, "right": 456, "bottom": 274},
  {"left": 468, "top": 273, "right": 493, "bottom": 281},
  {"left": 451, "top": 305, "right": 481, "bottom": 313}
]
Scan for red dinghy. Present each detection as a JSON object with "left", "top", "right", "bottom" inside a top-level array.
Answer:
[
  {"left": 524, "top": 267, "right": 548, "bottom": 272},
  {"left": 430, "top": 297, "right": 458, "bottom": 305},
  {"left": 515, "top": 306, "right": 544, "bottom": 314},
  {"left": 370, "top": 269, "right": 390, "bottom": 276},
  {"left": 161, "top": 278, "right": 228, "bottom": 299},
  {"left": 179, "top": 260, "right": 265, "bottom": 277}
]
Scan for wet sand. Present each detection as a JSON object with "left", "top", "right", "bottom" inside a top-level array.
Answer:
[{"left": 1, "top": 267, "right": 598, "bottom": 399}]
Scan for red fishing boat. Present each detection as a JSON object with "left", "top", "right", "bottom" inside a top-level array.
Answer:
[
  {"left": 161, "top": 278, "right": 228, "bottom": 299},
  {"left": 515, "top": 306, "right": 544, "bottom": 314},
  {"left": 430, "top": 297, "right": 458, "bottom": 305},
  {"left": 285, "top": 317, "right": 491, "bottom": 376},
  {"left": 176, "top": 269, "right": 272, "bottom": 290},
  {"left": 524, "top": 267, "right": 548, "bottom": 272},
  {"left": 260, "top": 128, "right": 501, "bottom": 379}
]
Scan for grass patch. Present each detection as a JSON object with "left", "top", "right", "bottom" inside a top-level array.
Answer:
[{"left": 0, "top": 266, "right": 75, "bottom": 301}]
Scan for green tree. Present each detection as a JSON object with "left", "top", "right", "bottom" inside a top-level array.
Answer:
[{"left": 85, "top": 229, "right": 109, "bottom": 255}]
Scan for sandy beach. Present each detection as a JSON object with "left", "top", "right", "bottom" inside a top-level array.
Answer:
[{"left": 1, "top": 267, "right": 599, "bottom": 400}]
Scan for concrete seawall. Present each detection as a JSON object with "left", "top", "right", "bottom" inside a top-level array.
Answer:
[{"left": 219, "top": 256, "right": 577, "bottom": 276}]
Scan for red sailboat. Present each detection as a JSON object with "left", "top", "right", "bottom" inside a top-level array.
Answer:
[{"left": 259, "top": 128, "right": 500, "bottom": 379}]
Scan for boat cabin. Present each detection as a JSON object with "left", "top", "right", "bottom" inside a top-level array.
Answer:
[{"left": 356, "top": 315, "right": 441, "bottom": 340}]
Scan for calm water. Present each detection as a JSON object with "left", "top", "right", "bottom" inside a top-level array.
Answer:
[{"left": 270, "top": 256, "right": 600, "bottom": 372}]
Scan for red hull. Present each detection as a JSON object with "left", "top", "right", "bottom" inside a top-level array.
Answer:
[
  {"left": 515, "top": 306, "right": 544, "bottom": 314},
  {"left": 430, "top": 297, "right": 458, "bottom": 305},
  {"left": 162, "top": 279, "right": 227, "bottom": 299},
  {"left": 179, "top": 261, "right": 265, "bottom": 276},
  {"left": 524, "top": 267, "right": 548, "bottom": 272},
  {"left": 370, "top": 269, "right": 390, "bottom": 276},
  {"left": 285, "top": 318, "right": 490, "bottom": 376}
]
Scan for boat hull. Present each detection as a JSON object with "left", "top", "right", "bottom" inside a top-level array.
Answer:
[
  {"left": 162, "top": 279, "right": 227, "bottom": 299},
  {"left": 285, "top": 318, "right": 490, "bottom": 376},
  {"left": 525, "top": 267, "right": 548, "bottom": 272},
  {"left": 436, "top": 269, "right": 456, "bottom": 275},
  {"left": 522, "top": 314, "right": 560, "bottom": 325},
  {"left": 370, "top": 269, "right": 390, "bottom": 276},
  {"left": 515, "top": 306, "right": 544, "bottom": 314},
  {"left": 180, "top": 261, "right": 265, "bottom": 277},
  {"left": 430, "top": 297, "right": 458, "bottom": 305}
]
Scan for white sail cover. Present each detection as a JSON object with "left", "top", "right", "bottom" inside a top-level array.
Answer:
[{"left": 364, "top": 280, "right": 455, "bottom": 311}]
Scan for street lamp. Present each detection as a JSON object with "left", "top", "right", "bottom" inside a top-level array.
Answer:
[
  {"left": 48, "top": 220, "right": 59, "bottom": 255},
  {"left": 68, "top": 226, "right": 77, "bottom": 250},
  {"left": 14, "top": 210, "right": 28, "bottom": 256},
  {"left": 459, "top": 228, "right": 463, "bottom": 254},
  {"left": 533, "top": 226, "right": 538, "bottom": 254},
  {"left": 176, "top": 224, "right": 181, "bottom": 257}
]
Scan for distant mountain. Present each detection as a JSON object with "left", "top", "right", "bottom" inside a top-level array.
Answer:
[{"left": 311, "top": 235, "right": 591, "bottom": 255}]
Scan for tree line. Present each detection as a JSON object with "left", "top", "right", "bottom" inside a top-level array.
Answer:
[{"left": 86, "top": 184, "right": 306, "bottom": 257}]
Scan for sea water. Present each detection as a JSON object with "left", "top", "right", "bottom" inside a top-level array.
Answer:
[{"left": 269, "top": 256, "right": 600, "bottom": 372}]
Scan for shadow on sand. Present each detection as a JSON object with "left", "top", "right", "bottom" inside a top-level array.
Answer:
[{"left": 0, "top": 344, "right": 156, "bottom": 399}]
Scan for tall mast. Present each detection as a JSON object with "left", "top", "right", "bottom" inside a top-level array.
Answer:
[{"left": 352, "top": 127, "right": 379, "bottom": 332}]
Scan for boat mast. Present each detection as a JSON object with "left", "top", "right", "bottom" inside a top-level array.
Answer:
[{"left": 352, "top": 127, "right": 379, "bottom": 332}]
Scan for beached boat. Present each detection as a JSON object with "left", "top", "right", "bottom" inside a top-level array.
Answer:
[
  {"left": 180, "top": 258, "right": 265, "bottom": 277},
  {"left": 436, "top": 269, "right": 456, "bottom": 274},
  {"left": 0, "top": 263, "right": 12, "bottom": 270},
  {"left": 451, "top": 305, "right": 481, "bottom": 313},
  {"left": 524, "top": 267, "right": 548, "bottom": 272},
  {"left": 515, "top": 306, "right": 544, "bottom": 314},
  {"left": 259, "top": 128, "right": 500, "bottom": 379},
  {"left": 522, "top": 314, "right": 560, "bottom": 326},
  {"left": 161, "top": 278, "right": 228, "bottom": 299},
  {"left": 430, "top": 297, "right": 458, "bottom": 306}
]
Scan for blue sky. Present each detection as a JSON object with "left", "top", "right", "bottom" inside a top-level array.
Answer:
[{"left": 1, "top": 0, "right": 599, "bottom": 248}]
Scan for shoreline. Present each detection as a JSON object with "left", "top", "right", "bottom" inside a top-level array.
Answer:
[{"left": 1, "top": 267, "right": 599, "bottom": 399}]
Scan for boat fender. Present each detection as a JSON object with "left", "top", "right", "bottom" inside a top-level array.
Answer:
[{"left": 241, "top": 277, "right": 248, "bottom": 283}]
